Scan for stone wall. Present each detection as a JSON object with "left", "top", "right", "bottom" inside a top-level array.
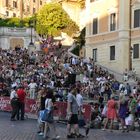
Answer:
[{"left": 0, "top": 27, "right": 37, "bottom": 50}]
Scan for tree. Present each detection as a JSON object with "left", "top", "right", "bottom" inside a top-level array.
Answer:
[
  {"left": 72, "top": 27, "right": 85, "bottom": 56},
  {"left": 36, "top": 2, "right": 79, "bottom": 36}
]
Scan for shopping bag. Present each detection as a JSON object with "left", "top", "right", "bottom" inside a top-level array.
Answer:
[
  {"left": 41, "top": 109, "right": 53, "bottom": 123},
  {"left": 125, "top": 114, "right": 134, "bottom": 126},
  {"left": 102, "top": 105, "right": 107, "bottom": 117}
]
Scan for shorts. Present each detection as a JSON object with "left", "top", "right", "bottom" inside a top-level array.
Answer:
[{"left": 68, "top": 114, "right": 78, "bottom": 124}]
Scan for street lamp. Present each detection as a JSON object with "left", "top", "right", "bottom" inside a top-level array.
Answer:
[
  {"left": 28, "top": 19, "right": 36, "bottom": 53},
  {"left": 29, "top": 20, "right": 34, "bottom": 45}
]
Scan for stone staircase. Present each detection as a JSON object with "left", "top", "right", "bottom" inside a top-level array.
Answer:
[{"left": 68, "top": 43, "right": 139, "bottom": 86}]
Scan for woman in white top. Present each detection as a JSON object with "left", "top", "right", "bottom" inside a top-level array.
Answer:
[
  {"left": 43, "top": 89, "right": 60, "bottom": 139},
  {"left": 10, "top": 86, "right": 19, "bottom": 121}
]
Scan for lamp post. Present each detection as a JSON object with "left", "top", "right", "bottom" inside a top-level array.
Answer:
[
  {"left": 29, "top": 20, "right": 34, "bottom": 45},
  {"left": 129, "top": 0, "right": 132, "bottom": 71},
  {"left": 28, "top": 19, "right": 36, "bottom": 53}
]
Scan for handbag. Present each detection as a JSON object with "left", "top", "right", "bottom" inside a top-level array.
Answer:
[
  {"left": 41, "top": 109, "right": 53, "bottom": 123},
  {"left": 125, "top": 114, "right": 133, "bottom": 126},
  {"left": 41, "top": 109, "right": 49, "bottom": 121},
  {"left": 11, "top": 97, "right": 19, "bottom": 103},
  {"left": 41, "top": 99, "right": 54, "bottom": 123},
  {"left": 102, "top": 105, "right": 107, "bottom": 117}
]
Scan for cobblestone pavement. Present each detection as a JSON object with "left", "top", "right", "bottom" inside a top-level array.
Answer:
[{"left": 0, "top": 112, "right": 140, "bottom": 140}]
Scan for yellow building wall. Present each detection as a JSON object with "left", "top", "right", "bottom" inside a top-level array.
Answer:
[
  {"left": 89, "top": 0, "right": 118, "bottom": 34},
  {"left": 85, "top": 0, "right": 140, "bottom": 75}
]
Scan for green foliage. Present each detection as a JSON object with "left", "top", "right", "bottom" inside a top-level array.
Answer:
[
  {"left": 72, "top": 27, "right": 85, "bottom": 56},
  {"left": 74, "top": 27, "right": 85, "bottom": 48},
  {"left": 36, "top": 2, "right": 79, "bottom": 36},
  {"left": 0, "top": 17, "right": 31, "bottom": 27},
  {"left": 71, "top": 45, "right": 80, "bottom": 56}
]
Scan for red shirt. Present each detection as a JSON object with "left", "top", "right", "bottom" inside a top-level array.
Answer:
[{"left": 17, "top": 88, "right": 26, "bottom": 103}]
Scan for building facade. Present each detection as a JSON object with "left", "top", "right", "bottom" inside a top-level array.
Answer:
[
  {"left": 61, "top": 1, "right": 86, "bottom": 30},
  {"left": 85, "top": 0, "right": 140, "bottom": 74},
  {"left": 0, "top": 0, "right": 47, "bottom": 18},
  {"left": 0, "top": 27, "right": 38, "bottom": 50},
  {"left": 0, "top": 0, "right": 85, "bottom": 29}
]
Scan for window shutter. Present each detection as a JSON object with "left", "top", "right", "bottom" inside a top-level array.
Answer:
[
  {"left": 134, "top": 9, "right": 140, "bottom": 28},
  {"left": 133, "top": 44, "right": 139, "bottom": 59},
  {"left": 93, "top": 18, "right": 98, "bottom": 34}
]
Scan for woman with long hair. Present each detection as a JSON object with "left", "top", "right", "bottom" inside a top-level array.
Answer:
[
  {"left": 102, "top": 95, "right": 117, "bottom": 132},
  {"left": 43, "top": 88, "right": 60, "bottom": 139},
  {"left": 118, "top": 94, "right": 129, "bottom": 132},
  {"left": 37, "top": 86, "right": 47, "bottom": 136}
]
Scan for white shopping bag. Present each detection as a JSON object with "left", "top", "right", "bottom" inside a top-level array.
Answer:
[
  {"left": 102, "top": 105, "right": 107, "bottom": 117},
  {"left": 125, "top": 114, "right": 134, "bottom": 126}
]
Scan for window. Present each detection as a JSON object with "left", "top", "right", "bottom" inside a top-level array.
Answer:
[
  {"left": 40, "top": 0, "right": 42, "bottom": 5},
  {"left": 13, "top": 13, "right": 16, "bottom": 17},
  {"left": 133, "top": 44, "right": 139, "bottom": 59},
  {"left": 33, "top": 8, "right": 36, "bottom": 14},
  {"left": 90, "top": 0, "right": 99, "bottom": 2},
  {"left": 134, "top": 9, "right": 140, "bottom": 28},
  {"left": 27, "top": 6, "right": 30, "bottom": 12},
  {"left": 93, "top": 49, "right": 97, "bottom": 62},
  {"left": 93, "top": 18, "right": 98, "bottom": 34},
  {"left": 110, "top": 13, "right": 116, "bottom": 31},
  {"left": 5, "top": 0, "right": 9, "bottom": 7},
  {"left": 13, "top": 1, "right": 17, "bottom": 8},
  {"left": 22, "top": 4, "right": 25, "bottom": 12},
  {"left": 110, "top": 46, "right": 115, "bottom": 60},
  {"left": 6, "top": 11, "right": 9, "bottom": 16}
]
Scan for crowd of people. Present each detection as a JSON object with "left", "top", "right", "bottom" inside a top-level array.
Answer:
[{"left": 0, "top": 42, "right": 140, "bottom": 138}]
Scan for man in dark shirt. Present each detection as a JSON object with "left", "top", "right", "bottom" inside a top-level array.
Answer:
[{"left": 17, "top": 85, "right": 26, "bottom": 120}]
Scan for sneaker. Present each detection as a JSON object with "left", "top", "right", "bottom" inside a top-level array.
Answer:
[
  {"left": 51, "top": 136, "right": 60, "bottom": 140},
  {"left": 76, "top": 133, "right": 85, "bottom": 138},
  {"left": 37, "top": 131, "right": 41, "bottom": 134},
  {"left": 71, "top": 133, "right": 76, "bottom": 137},
  {"left": 67, "top": 134, "right": 75, "bottom": 138},
  {"left": 10, "top": 118, "right": 16, "bottom": 121},
  {"left": 21, "top": 118, "right": 25, "bottom": 121},
  {"left": 55, "top": 135, "right": 60, "bottom": 139},
  {"left": 38, "top": 132, "right": 44, "bottom": 136},
  {"left": 102, "top": 128, "right": 105, "bottom": 131}
]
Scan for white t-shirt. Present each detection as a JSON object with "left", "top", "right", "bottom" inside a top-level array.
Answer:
[
  {"left": 28, "top": 83, "right": 37, "bottom": 89},
  {"left": 45, "top": 99, "right": 52, "bottom": 110},
  {"left": 10, "top": 90, "right": 18, "bottom": 100},
  {"left": 76, "top": 93, "right": 83, "bottom": 107}
]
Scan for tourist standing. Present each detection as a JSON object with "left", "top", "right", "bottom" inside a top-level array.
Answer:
[
  {"left": 10, "top": 86, "right": 19, "bottom": 121},
  {"left": 102, "top": 95, "right": 117, "bottom": 132},
  {"left": 67, "top": 88, "right": 84, "bottom": 138},
  {"left": 118, "top": 95, "right": 129, "bottom": 132},
  {"left": 28, "top": 79, "right": 38, "bottom": 99},
  {"left": 37, "top": 87, "right": 47, "bottom": 136},
  {"left": 43, "top": 89, "right": 60, "bottom": 139},
  {"left": 16, "top": 85, "right": 26, "bottom": 120}
]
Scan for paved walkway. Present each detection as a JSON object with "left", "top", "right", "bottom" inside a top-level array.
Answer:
[{"left": 0, "top": 112, "right": 140, "bottom": 140}]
